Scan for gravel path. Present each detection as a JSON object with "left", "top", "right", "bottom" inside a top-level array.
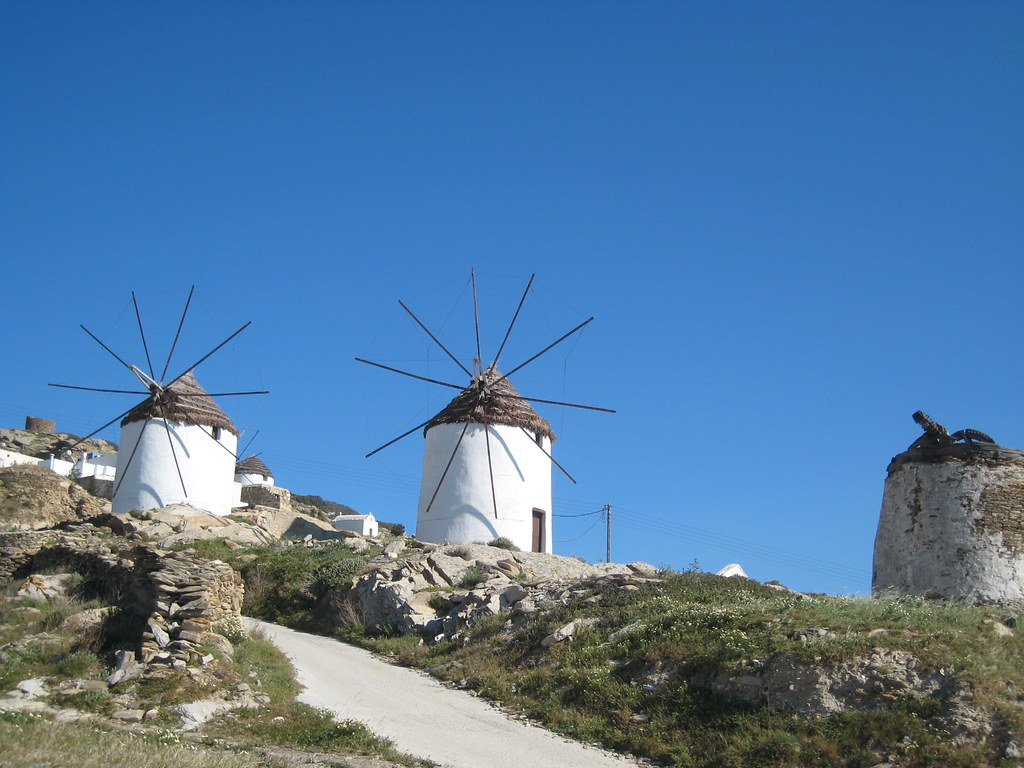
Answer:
[{"left": 248, "top": 619, "right": 641, "bottom": 768}]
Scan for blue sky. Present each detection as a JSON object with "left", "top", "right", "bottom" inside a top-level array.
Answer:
[{"left": 2, "top": 2, "right": 1021, "bottom": 595}]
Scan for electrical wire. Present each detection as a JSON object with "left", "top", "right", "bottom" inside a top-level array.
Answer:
[{"left": 554, "top": 514, "right": 604, "bottom": 543}]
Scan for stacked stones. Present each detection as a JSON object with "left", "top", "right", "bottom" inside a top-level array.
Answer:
[
  {"left": 0, "top": 528, "right": 244, "bottom": 669},
  {"left": 139, "top": 550, "right": 243, "bottom": 667}
]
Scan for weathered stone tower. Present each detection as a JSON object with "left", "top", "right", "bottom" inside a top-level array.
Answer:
[{"left": 873, "top": 411, "right": 1024, "bottom": 605}]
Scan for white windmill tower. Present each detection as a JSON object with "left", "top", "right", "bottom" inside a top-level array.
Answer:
[
  {"left": 359, "top": 271, "right": 613, "bottom": 552},
  {"left": 51, "top": 287, "right": 266, "bottom": 517}
]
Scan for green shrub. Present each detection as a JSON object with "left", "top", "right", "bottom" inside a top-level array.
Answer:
[
  {"left": 487, "top": 536, "right": 519, "bottom": 551},
  {"left": 457, "top": 567, "right": 489, "bottom": 589}
]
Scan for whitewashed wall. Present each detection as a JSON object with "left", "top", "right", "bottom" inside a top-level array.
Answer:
[
  {"left": 235, "top": 471, "right": 275, "bottom": 487},
  {"left": 416, "top": 422, "right": 552, "bottom": 553},
  {"left": 874, "top": 459, "right": 1024, "bottom": 604},
  {"left": 113, "top": 419, "right": 238, "bottom": 516},
  {"left": 0, "top": 449, "right": 42, "bottom": 469}
]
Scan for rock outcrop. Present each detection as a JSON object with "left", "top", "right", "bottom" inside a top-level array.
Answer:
[{"left": 343, "top": 542, "right": 658, "bottom": 641}]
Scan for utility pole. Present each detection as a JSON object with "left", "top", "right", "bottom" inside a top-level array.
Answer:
[{"left": 605, "top": 503, "right": 612, "bottom": 563}]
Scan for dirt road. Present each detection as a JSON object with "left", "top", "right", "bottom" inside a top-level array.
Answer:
[{"left": 248, "top": 619, "right": 640, "bottom": 768}]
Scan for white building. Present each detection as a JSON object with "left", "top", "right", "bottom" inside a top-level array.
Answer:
[
  {"left": 235, "top": 454, "right": 275, "bottom": 487},
  {"left": 112, "top": 371, "right": 239, "bottom": 516},
  {"left": 416, "top": 369, "right": 554, "bottom": 553},
  {"left": 331, "top": 512, "right": 378, "bottom": 537}
]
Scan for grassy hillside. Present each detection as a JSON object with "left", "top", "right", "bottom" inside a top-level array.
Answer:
[{"left": 229, "top": 542, "right": 1022, "bottom": 768}]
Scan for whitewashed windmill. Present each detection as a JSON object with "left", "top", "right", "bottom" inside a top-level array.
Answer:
[
  {"left": 50, "top": 287, "right": 266, "bottom": 516},
  {"left": 359, "top": 272, "right": 613, "bottom": 552}
]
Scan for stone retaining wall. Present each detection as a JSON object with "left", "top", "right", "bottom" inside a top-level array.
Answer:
[{"left": 0, "top": 529, "right": 244, "bottom": 667}]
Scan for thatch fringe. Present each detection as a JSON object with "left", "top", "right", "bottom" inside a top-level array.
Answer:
[
  {"left": 425, "top": 369, "right": 555, "bottom": 442},
  {"left": 121, "top": 371, "right": 239, "bottom": 437}
]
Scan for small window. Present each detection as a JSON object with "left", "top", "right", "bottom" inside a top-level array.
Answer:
[{"left": 213, "top": 427, "right": 223, "bottom": 441}]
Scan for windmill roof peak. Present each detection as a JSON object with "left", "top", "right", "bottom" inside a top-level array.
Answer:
[
  {"left": 425, "top": 368, "right": 555, "bottom": 441},
  {"left": 121, "top": 371, "right": 239, "bottom": 437}
]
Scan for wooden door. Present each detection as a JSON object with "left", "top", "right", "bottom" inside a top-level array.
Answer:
[{"left": 532, "top": 508, "right": 545, "bottom": 553}]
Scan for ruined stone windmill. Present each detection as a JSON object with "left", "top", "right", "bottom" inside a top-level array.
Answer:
[
  {"left": 873, "top": 411, "right": 1024, "bottom": 605},
  {"left": 50, "top": 287, "right": 266, "bottom": 516},
  {"left": 358, "top": 271, "right": 613, "bottom": 553}
]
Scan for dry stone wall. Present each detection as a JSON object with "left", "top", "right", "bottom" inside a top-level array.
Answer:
[{"left": 0, "top": 527, "right": 243, "bottom": 668}]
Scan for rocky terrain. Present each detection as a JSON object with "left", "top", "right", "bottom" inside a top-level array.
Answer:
[
  {"left": 0, "top": 426, "right": 117, "bottom": 460},
  {"left": 1, "top": 455, "right": 1022, "bottom": 766}
]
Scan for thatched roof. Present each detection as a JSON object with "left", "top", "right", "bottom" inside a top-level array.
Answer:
[
  {"left": 236, "top": 454, "right": 272, "bottom": 476},
  {"left": 121, "top": 371, "right": 239, "bottom": 437},
  {"left": 425, "top": 369, "right": 555, "bottom": 442}
]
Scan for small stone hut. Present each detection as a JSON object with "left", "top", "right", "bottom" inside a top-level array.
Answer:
[{"left": 873, "top": 411, "right": 1024, "bottom": 605}]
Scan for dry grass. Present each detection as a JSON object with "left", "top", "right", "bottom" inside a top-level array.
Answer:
[{"left": 0, "top": 712, "right": 282, "bottom": 768}]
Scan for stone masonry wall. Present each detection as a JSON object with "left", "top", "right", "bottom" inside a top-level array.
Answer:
[
  {"left": 874, "top": 456, "right": 1024, "bottom": 605},
  {"left": 0, "top": 529, "right": 244, "bottom": 667}
]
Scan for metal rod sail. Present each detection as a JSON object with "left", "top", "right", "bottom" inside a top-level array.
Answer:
[{"left": 398, "top": 300, "right": 472, "bottom": 379}]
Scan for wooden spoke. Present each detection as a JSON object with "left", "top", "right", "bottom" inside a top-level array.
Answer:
[
  {"left": 365, "top": 416, "right": 436, "bottom": 458},
  {"left": 112, "top": 418, "right": 151, "bottom": 499},
  {"left": 424, "top": 420, "right": 471, "bottom": 515},
  {"left": 194, "top": 423, "right": 244, "bottom": 460},
  {"left": 494, "top": 317, "right": 593, "bottom": 384},
  {"left": 490, "top": 273, "right": 534, "bottom": 370},
  {"left": 80, "top": 325, "right": 133, "bottom": 373},
  {"left": 48, "top": 383, "right": 148, "bottom": 395},
  {"left": 471, "top": 268, "right": 482, "bottom": 372},
  {"left": 355, "top": 358, "right": 463, "bottom": 390},
  {"left": 176, "top": 390, "right": 270, "bottom": 397},
  {"left": 483, "top": 422, "right": 498, "bottom": 519},
  {"left": 131, "top": 291, "right": 156, "bottom": 381},
  {"left": 156, "top": 401, "right": 188, "bottom": 497},
  {"left": 506, "top": 393, "right": 615, "bottom": 413},
  {"left": 161, "top": 285, "right": 194, "bottom": 381},
  {"left": 238, "top": 430, "right": 260, "bottom": 458},
  {"left": 165, "top": 321, "right": 251, "bottom": 389},
  {"left": 489, "top": 399, "right": 577, "bottom": 484},
  {"left": 398, "top": 300, "right": 472, "bottom": 379},
  {"left": 66, "top": 401, "right": 144, "bottom": 450}
]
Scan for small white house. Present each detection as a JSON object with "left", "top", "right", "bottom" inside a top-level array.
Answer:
[
  {"left": 331, "top": 512, "right": 378, "bottom": 537},
  {"left": 112, "top": 371, "right": 239, "bottom": 516},
  {"left": 415, "top": 369, "right": 554, "bottom": 553}
]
